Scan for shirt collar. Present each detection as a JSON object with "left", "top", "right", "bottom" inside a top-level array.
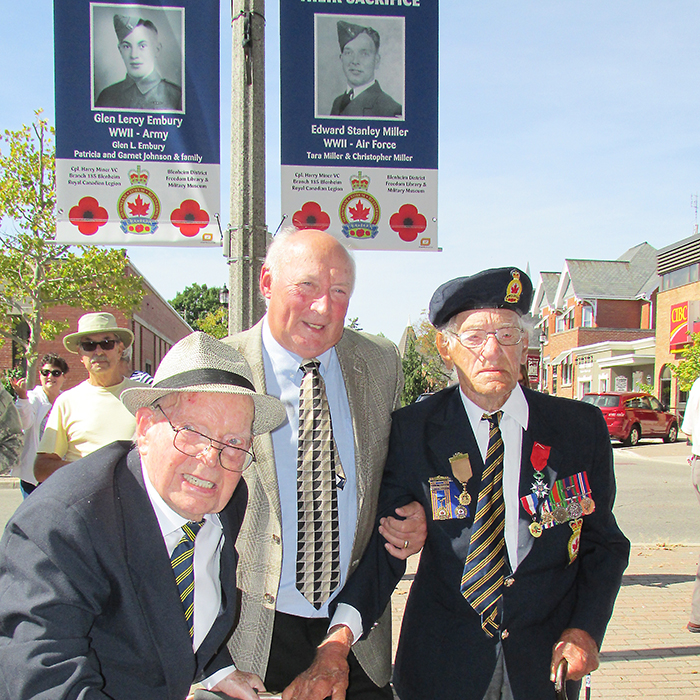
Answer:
[
  {"left": 459, "top": 383, "right": 529, "bottom": 431},
  {"left": 346, "top": 79, "right": 376, "bottom": 99},
  {"left": 262, "top": 315, "right": 336, "bottom": 382}
]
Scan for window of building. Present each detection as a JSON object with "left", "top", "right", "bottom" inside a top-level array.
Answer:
[
  {"left": 599, "top": 376, "right": 608, "bottom": 392},
  {"left": 555, "top": 308, "right": 574, "bottom": 333},
  {"left": 659, "top": 365, "right": 672, "bottom": 408},
  {"left": 561, "top": 356, "right": 573, "bottom": 386},
  {"left": 662, "top": 263, "right": 700, "bottom": 291},
  {"left": 581, "top": 304, "right": 594, "bottom": 328}
]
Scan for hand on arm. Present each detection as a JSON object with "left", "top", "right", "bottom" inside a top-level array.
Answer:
[
  {"left": 209, "top": 670, "right": 266, "bottom": 699},
  {"left": 550, "top": 628, "right": 599, "bottom": 682},
  {"left": 379, "top": 500, "right": 427, "bottom": 559},
  {"left": 281, "top": 625, "right": 352, "bottom": 700},
  {"left": 34, "top": 452, "right": 69, "bottom": 483}
]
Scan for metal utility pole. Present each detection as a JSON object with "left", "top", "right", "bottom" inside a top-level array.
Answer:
[{"left": 227, "top": 0, "right": 267, "bottom": 333}]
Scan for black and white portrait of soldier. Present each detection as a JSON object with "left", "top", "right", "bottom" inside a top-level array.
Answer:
[
  {"left": 316, "top": 15, "right": 405, "bottom": 120},
  {"left": 92, "top": 4, "right": 184, "bottom": 112}
]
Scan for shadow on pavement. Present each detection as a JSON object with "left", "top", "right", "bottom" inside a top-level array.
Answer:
[
  {"left": 601, "top": 645, "right": 700, "bottom": 661},
  {"left": 621, "top": 573, "right": 696, "bottom": 587}
]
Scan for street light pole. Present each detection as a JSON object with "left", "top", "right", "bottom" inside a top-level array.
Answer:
[{"left": 227, "top": 0, "right": 268, "bottom": 333}]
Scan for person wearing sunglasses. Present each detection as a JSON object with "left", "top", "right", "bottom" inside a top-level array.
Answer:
[
  {"left": 35, "top": 313, "right": 142, "bottom": 483},
  {"left": 0, "top": 332, "right": 287, "bottom": 700},
  {"left": 10, "top": 353, "right": 69, "bottom": 497}
]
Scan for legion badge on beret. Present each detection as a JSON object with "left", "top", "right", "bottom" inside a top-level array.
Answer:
[
  {"left": 428, "top": 266, "right": 533, "bottom": 328},
  {"left": 337, "top": 20, "right": 381, "bottom": 52}
]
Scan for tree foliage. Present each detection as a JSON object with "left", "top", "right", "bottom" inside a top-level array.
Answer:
[
  {"left": 170, "top": 283, "right": 223, "bottom": 327},
  {"left": 0, "top": 112, "right": 145, "bottom": 387},
  {"left": 196, "top": 306, "right": 228, "bottom": 339},
  {"left": 400, "top": 313, "right": 452, "bottom": 406},
  {"left": 671, "top": 333, "right": 700, "bottom": 392}
]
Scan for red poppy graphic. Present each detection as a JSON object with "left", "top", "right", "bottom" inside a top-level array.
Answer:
[
  {"left": 170, "top": 200, "right": 210, "bottom": 237},
  {"left": 68, "top": 196, "right": 109, "bottom": 235},
  {"left": 389, "top": 204, "right": 427, "bottom": 242},
  {"left": 292, "top": 201, "right": 331, "bottom": 231}
]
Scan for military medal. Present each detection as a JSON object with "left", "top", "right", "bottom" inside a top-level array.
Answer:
[
  {"left": 566, "top": 498, "right": 583, "bottom": 520},
  {"left": 529, "top": 521, "right": 543, "bottom": 538},
  {"left": 449, "top": 452, "right": 473, "bottom": 507},
  {"left": 520, "top": 493, "right": 543, "bottom": 537},
  {"left": 429, "top": 477, "right": 452, "bottom": 520},
  {"left": 567, "top": 518, "right": 583, "bottom": 564},
  {"left": 581, "top": 497, "right": 595, "bottom": 515}
]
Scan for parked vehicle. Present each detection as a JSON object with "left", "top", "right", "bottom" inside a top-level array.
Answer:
[{"left": 581, "top": 392, "right": 679, "bottom": 446}]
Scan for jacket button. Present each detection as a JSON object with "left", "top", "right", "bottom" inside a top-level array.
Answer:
[
  {"left": 272, "top": 534, "right": 281, "bottom": 544},
  {"left": 504, "top": 577, "right": 514, "bottom": 587},
  {"left": 501, "top": 629, "right": 509, "bottom": 640},
  {"left": 264, "top": 593, "right": 275, "bottom": 604}
]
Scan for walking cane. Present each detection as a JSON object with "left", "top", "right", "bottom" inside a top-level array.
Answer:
[{"left": 554, "top": 658, "right": 568, "bottom": 700}]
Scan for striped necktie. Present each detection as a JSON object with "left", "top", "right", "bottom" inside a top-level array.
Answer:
[
  {"left": 296, "top": 359, "right": 341, "bottom": 609},
  {"left": 170, "top": 520, "right": 205, "bottom": 638},
  {"left": 460, "top": 411, "right": 506, "bottom": 637}
]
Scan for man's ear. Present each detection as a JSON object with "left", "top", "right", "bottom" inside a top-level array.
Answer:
[
  {"left": 435, "top": 331, "right": 454, "bottom": 371},
  {"left": 259, "top": 265, "right": 273, "bottom": 300},
  {"left": 135, "top": 406, "right": 157, "bottom": 444}
]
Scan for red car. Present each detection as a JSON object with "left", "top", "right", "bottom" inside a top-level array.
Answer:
[{"left": 581, "top": 392, "right": 679, "bottom": 446}]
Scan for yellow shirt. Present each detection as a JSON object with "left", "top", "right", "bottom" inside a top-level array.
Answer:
[{"left": 38, "top": 378, "right": 140, "bottom": 463}]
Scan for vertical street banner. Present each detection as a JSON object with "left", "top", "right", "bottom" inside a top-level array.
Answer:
[
  {"left": 280, "top": 0, "right": 439, "bottom": 251},
  {"left": 54, "top": 0, "right": 220, "bottom": 245}
]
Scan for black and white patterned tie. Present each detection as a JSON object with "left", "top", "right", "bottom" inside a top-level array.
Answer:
[
  {"left": 170, "top": 520, "right": 205, "bottom": 638},
  {"left": 460, "top": 411, "right": 506, "bottom": 637},
  {"left": 296, "top": 359, "right": 341, "bottom": 609}
]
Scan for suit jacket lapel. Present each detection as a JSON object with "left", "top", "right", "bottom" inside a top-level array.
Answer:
[{"left": 118, "top": 448, "right": 195, "bottom": 695}]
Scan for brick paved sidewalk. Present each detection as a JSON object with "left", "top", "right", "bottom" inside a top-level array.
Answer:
[{"left": 391, "top": 545, "right": 700, "bottom": 699}]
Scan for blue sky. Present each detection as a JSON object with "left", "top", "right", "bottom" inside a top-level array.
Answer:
[{"left": 2, "top": 1, "right": 699, "bottom": 344}]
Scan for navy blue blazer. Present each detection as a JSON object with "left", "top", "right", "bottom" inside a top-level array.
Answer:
[
  {"left": 0, "top": 441, "right": 247, "bottom": 700},
  {"left": 336, "top": 386, "right": 630, "bottom": 700}
]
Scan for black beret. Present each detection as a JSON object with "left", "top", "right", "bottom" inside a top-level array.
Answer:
[
  {"left": 429, "top": 267, "right": 533, "bottom": 328},
  {"left": 337, "top": 20, "right": 380, "bottom": 52}
]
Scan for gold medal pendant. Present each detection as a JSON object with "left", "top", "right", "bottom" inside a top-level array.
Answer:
[
  {"left": 580, "top": 497, "right": 595, "bottom": 515},
  {"left": 529, "top": 521, "right": 543, "bottom": 538},
  {"left": 459, "top": 485, "right": 471, "bottom": 506}
]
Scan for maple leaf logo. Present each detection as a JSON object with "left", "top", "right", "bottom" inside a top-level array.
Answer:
[
  {"left": 128, "top": 195, "right": 150, "bottom": 217},
  {"left": 349, "top": 199, "right": 370, "bottom": 221}
]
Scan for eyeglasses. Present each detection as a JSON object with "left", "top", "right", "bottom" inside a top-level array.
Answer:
[
  {"left": 448, "top": 327, "right": 525, "bottom": 349},
  {"left": 156, "top": 405, "right": 255, "bottom": 473},
  {"left": 40, "top": 369, "right": 63, "bottom": 377},
  {"left": 79, "top": 339, "right": 119, "bottom": 352}
]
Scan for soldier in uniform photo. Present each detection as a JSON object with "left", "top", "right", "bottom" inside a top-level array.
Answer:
[
  {"left": 95, "top": 14, "right": 181, "bottom": 111},
  {"left": 331, "top": 20, "right": 402, "bottom": 119}
]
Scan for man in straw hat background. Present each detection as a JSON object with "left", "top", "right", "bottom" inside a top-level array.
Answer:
[
  {"left": 293, "top": 267, "right": 629, "bottom": 700},
  {"left": 34, "top": 312, "right": 142, "bottom": 483},
  {"left": 0, "top": 332, "right": 286, "bottom": 700}
]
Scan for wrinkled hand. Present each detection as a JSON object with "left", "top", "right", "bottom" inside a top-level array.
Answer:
[
  {"left": 282, "top": 626, "right": 352, "bottom": 700},
  {"left": 379, "top": 500, "right": 427, "bottom": 559},
  {"left": 210, "top": 669, "right": 266, "bottom": 699},
  {"left": 9, "top": 377, "right": 27, "bottom": 400},
  {"left": 550, "top": 628, "right": 599, "bottom": 682}
]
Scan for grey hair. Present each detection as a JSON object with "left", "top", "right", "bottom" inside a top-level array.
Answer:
[
  {"left": 121, "top": 345, "right": 133, "bottom": 362},
  {"left": 264, "top": 227, "right": 357, "bottom": 293}
]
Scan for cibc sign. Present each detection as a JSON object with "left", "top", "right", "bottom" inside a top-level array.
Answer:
[{"left": 669, "top": 301, "right": 700, "bottom": 352}]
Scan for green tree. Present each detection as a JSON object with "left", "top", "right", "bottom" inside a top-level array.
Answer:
[
  {"left": 414, "top": 313, "right": 452, "bottom": 390},
  {"left": 671, "top": 332, "right": 700, "bottom": 392},
  {"left": 346, "top": 317, "right": 362, "bottom": 330},
  {"left": 196, "top": 306, "right": 228, "bottom": 339},
  {"left": 0, "top": 112, "right": 145, "bottom": 388},
  {"left": 401, "top": 330, "right": 431, "bottom": 405},
  {"left": 170, "top": 283, "right": 222, "bottom": 327}
]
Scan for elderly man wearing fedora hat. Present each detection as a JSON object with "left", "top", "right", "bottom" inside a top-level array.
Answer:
[
  {"left": 0, "top": 332, "right": 286, "bottom": 700},
  {"left": 34, "top": 312, "right": 143, "bottom": 483}
]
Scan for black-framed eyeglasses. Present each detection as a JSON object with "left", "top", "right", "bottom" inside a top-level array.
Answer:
[
  {"left": 40, "top": 368, "right": 64, "bottom": 377},
  {"left": 448, "top": 327, "right": 525, "bottom": 349},
  {"left": 79, "top": 339, "right": 119, "bottom": 352},
  {"left": 155, "top": 405, "right": 255, "bottom": 473}
]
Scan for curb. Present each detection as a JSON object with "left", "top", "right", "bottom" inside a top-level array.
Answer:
[{"left": 0, "top": 477, "right": 20, "bottom": 490}]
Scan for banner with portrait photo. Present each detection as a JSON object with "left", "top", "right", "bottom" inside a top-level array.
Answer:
[
  {"left": 54, "top": 0, "right": 220, "bottom": 245},
  {"left": 280, "top": 1, "right": 438, "bottom": 251}
]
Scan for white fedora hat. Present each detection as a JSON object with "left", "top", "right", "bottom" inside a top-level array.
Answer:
[
  {"left": 121, "top": 332, "right": 286, "bottom": 435},
  {"left": 63, "top": 313, "right": 134, "bottom": 354}
]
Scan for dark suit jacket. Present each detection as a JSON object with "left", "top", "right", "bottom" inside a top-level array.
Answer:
[
  {"left": 0, "top": 441, "right": 247, "bottom": 700},
  {"left": 331, "top": 81, "right": 402, "bottom": 117},
  {"left": 337, "top": 386, "right": 630, "bottom": 700}
]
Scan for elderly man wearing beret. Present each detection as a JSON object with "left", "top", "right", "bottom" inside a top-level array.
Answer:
[
  {"left": 96, "top": 14, "right": 181, "bottom": 110},
  {"left": 289, "top": 267, "right": 629, "bottom": 700},
  {"left": 330, "top": 20, "right": 402, "bottom": 118},
  {"left": 0, "top": 332, "right": 286, "bottom": 700}
]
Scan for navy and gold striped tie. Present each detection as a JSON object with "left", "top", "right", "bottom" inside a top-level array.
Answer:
[
  {"left": 460, "top": 411, "right": 506, "bottom": 638},
  {"left": 170, "top": 520, "right": 205, "bottom": 638}
]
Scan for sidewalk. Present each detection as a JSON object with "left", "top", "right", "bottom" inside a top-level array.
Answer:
[{"left": 391, "top": 544, "right": 700, "bottom": 699}]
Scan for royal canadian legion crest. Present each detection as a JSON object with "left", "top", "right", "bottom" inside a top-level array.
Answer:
[
  {"left": 117, "top": 165, "right": 161, "bottom": 236},
  {"left": 338, "top": 171, "right": 380, "bottom": 240}
]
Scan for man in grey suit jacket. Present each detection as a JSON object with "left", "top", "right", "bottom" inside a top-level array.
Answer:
[
  {"left": 0, "top": 332, "right": 286, "bottom": 700},
  {"left": 223, "top": 228, "right": 425, "bottom": 699}
]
